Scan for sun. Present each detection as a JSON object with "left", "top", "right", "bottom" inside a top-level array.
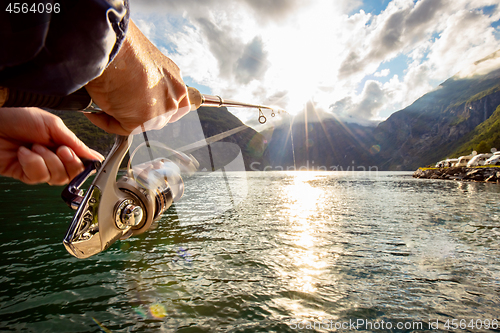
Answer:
[{"left": 257, "top": 2, "right": 346, "bottom": 116}]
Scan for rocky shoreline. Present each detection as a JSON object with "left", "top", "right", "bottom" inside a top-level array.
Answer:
[{"left": 413, "top": 167, "right": 500, "bottom": 182}]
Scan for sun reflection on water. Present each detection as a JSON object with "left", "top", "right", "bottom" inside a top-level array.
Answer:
[{"left": 281, "top": 172, "right": 330, "bottom": 295}]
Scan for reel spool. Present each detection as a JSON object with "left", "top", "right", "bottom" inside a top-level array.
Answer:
[{"left": 116, "top": 156, "right": 186, "bottom": 237}]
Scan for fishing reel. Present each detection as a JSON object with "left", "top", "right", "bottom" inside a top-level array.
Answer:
[{"left": 61, "top": 135, "right": 197, "bottom": 259}]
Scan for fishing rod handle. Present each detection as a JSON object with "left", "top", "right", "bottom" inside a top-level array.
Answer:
[
  {"left": 188, "top": 86, "right": 284, "bottom": 113},
  {"left": 0, "top": 86, "right": 93, "bottom": 110},
  {"left": 188, "top": 86, "right": 203, "bottom": 110},
  {"left": 1, "top": 85, "right": 203, "bottom": 112},
  {"left": 0, "top": 85, "right": 275, "bottom": 114}
]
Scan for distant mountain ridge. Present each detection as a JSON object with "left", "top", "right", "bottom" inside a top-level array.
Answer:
[
  {"left": 260, "top": 49, "right": 500, "bottom": 171},
  {"left": 257, "top": 107, "right": 378, "bottom": 171},
  {"left": 373, "top": 60, "right": 500, "bottom": 170}
]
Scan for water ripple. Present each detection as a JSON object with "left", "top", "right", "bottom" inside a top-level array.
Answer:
[{"left": 1, "top": 173, "right": 500, "bottom": 331}]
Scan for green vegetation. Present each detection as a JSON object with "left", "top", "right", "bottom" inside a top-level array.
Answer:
[
  {"left": 450, "top": 115, "right": 467, "bottom": 126},
  {"left": 475, "top": 140, "right": 490, "bottom": 153},
  {"left": 445, "top": 81, "right": 500, "bottom": 111},
  {"left": 467, "top": 84, "right": 500, "bottom": 104},
  {"left": 451, "top": 104, "right": 500, "bottom": 157},
  {"left": 444, "top": 82, "right": 500, "bottom": 118}
]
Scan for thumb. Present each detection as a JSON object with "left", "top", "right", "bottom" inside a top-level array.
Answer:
[{"left": 85, "top": 113, "right": 130, "bottom": 136}]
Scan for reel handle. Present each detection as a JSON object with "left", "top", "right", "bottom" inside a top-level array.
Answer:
[
  {"left": 61, "top": 159, "right": 101, "bottom": 210},
  {"left": 63, "top": 135, "right": 135, "bottom": 259}
]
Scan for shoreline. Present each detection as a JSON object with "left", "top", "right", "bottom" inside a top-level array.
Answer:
[{"left": 413, "top": 166, "right": 500, "bottom": 182}]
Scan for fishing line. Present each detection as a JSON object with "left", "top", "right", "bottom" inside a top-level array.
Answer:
[
  {"left": 141, "top": 124, "right": 155, "bottom": 161},
  {"left": 175, "top": 125, "right": 248, "bottom": 154},
  {"left": 289, "top": 118, "right": 297, "bottom": 170}
]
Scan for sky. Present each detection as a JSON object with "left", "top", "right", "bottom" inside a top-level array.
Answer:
[{"left": 129, "top": 0, "right": 500, "bottom": 127}]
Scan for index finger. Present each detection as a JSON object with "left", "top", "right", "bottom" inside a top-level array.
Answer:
[{"left": 47, "top": 117, "right": 104, "bottom": 161}]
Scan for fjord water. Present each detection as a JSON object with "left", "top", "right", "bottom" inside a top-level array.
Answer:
[{"left": 1, "top": 171, "right": 500, "bottom": 332}]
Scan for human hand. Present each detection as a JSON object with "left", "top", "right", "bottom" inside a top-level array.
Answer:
[
  {"left": 84, "top": 20, "right": 191, "bottom": 135},
  {"left": 0, "top": 107, "right": 104, "bottom": 185}
]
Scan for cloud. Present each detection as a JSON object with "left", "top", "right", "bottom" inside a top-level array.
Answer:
[
  {"left": 400, "top": 63, "right": 433, "bottom": 107},
  {"left": 129, "top": 0, "right": 500, "bottom": 126},
  {"left": 457, "top": 49, "right": 500, "bottom": 77},
  {"left": 355, "top": 81, "right": 387, "bottom": 119},
  {"left": 239, "top": 0, "right": 302, "bottom": 23},
  {"left": 134, "top": 19, "right": 155, "bottom": 40},
  {"left": 235, "top": 37, "right": 269, "bottom": 84},
  {"left": 130, "top": 0, "right": 305, "bottom": 23},
  {"left": 371, "top": 9, "right": 409, "bottom": 57},
  {"left": 421, "top": 7, "right": 500, "bottom": 80},
  {"left": 187, "top": 17, "right": 270, "bottom": 86},
  {"left": 335, "top": 0, "right": 500, "bottom": 122},
  {"left": 330, "top": 80, "right": 387, "bottom": 124},
  {"left": 330, "top": 97, "right": 352, "bottom": 116},
  {"left": 338, "top": 0, "right": 446, "bottom": 79},
  {"left": 194, "top": 17, "right": 242, "bottom": 80},
  {"left": 405, "top": 0, "right": 445, "bottom": 34},
  {"left": 374, "top": 69, "right": 391, "bottom": 77}
]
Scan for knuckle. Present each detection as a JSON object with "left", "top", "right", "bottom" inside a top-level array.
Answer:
[
  {"left": 49, "top": 179, "right": 68, "bottom": 186},
  {"left": 51, "top": 175, "right": 68, "bottom": 185},
  {"left": 50, "top": 115, "right": 66, "bottom": 129}
]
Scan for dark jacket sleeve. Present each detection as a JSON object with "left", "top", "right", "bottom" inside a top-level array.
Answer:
[{"left": 0, "top": 0, "right": 129, "bottom": 96}]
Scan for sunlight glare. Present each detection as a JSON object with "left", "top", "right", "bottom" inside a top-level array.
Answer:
[
  {"left": 280, "top": 172, "right": 329, "bottom": 294},
  {"left": 262, "top": 2, "right": 347, "bottom": 115}
]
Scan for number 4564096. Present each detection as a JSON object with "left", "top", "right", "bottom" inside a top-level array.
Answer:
[
  {"left": 6, "top": 3, "right": 60, "bottom": 14},
  {"left": 444, "top": 319, "right": 498, "bottom": 330}
]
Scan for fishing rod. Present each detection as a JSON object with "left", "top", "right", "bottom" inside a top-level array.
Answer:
[
  {"left": 1, "top": 85, "right": 284, "bottom": 258},
  {"left": 0, "top": 86, "right": 285, "bottom": 123},
  {"left": 187, "top": 87, "right": 285, "bottom": 124}
]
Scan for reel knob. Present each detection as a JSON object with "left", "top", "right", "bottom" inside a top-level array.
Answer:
[
  {"left": 115, "top": 200, "right": 144, "bottom": 230},
  {"left": 121, "top": 204, "right": 143, "bottom": 227}
]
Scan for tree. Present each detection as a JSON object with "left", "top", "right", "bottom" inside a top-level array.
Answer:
[{"left": 475, "top": 140, "right": 490, "bottom": 154}]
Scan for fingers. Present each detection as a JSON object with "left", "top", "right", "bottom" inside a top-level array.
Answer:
[
  {"left": 89, "top": 149, "right": 104, "bottom": 161},
  {"left": 17, "top": 146, "right": 50, "bottom": 185},
  {"left": 165, "top": 73, "right": 190, "bottom": 123},
  {"left": 17, "top": 145, "right": 90, "bottom": 185},
  {"left": 56, "top": 146, "right": 86, "bottom": 181},
  {"left": 86, "top": 96, "right": 190, "bottom": 134},
  {"left": 32, "top": 144, "right": 70, "bottom": 185},
  {"left": 47, "top": 116, "right": 107, "bottom": 159}
]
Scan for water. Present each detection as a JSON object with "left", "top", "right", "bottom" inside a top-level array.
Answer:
[{"left": 1, "top": 172, "right": 500, "bottom": 332}]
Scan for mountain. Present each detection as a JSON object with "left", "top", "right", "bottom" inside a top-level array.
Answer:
[
  {"left": 260, "top": 49, "right": 500, "bottom": 171},
  {"left": 373, "top": 55, "right": 500, "bottom": 170},
  {"left": 257, "top": 105, "right": 378, "bottom": 171},
  {"left": 50, "top": 110, "right": 116, "bottom": 153},
  {"left": 450, "top": 103, "right": 500, "bottom": 156},
  {"left": 195, "top": 106, "right": 268, "bottom": 169}
]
